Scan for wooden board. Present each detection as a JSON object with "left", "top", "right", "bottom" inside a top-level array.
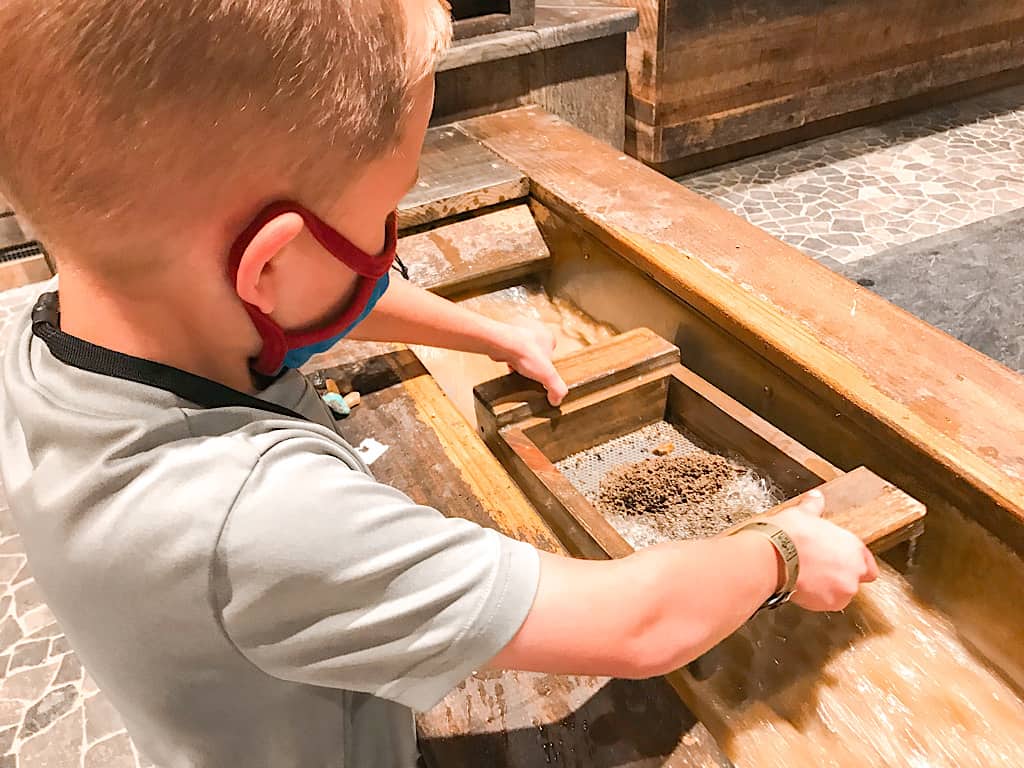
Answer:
[
  {"left": 618, "top": 0, "right": 1024, "bottom": 167},
  {"left": 308, "top": 353, "right": 731, "bottom": 767},
  {"left": 451, "top": 0, "right": 535, "bottom": 40},
  {"left": 397, "top": 127, "right": 528, "bottom": 231},
  {"left": 434, "top": 30, "right": 630, "bottom": 150},
  {"left": 397, "top": 204, "right": 551, "bottom": 298}
]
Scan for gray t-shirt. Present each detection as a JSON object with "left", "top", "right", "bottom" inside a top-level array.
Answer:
[{"left": 0, "top": 287, "right": 540, "bottom": 767}]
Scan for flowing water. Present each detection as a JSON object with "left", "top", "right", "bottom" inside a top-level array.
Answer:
[
  {"left": 412, "top": 282, "right": 614, "bottom": 424},
  {"left": 419, "top": 283, "right": 1024, "bottom": 766}
]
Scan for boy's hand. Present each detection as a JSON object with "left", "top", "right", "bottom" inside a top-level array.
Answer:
[
  {"left": 769, "top": 490, "right": 878, "bottom": 612},
  {"left": 491, "top": 321, "right": 569, "bottom": 407}
]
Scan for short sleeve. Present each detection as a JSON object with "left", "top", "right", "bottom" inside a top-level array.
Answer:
[{"left": 215, "top": 435, "right": 540, "bottom": 711}]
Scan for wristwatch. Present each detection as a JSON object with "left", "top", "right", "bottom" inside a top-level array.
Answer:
[{"left": 729, "top": 520, "right": 799, "bottom": 610}]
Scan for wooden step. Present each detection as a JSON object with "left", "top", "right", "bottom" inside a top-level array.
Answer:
[
  {"left": 397, "top": 126, "right": 528, "bottom": 231},
  {"left": 398, "top": 204, "right": 550, "bottom": 298}
]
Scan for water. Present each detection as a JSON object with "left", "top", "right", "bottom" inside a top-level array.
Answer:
[
  {"left": 412, "top": 282, "right": 614, "bottom": 424},
  {"left": 422, "top": 283, "right": 1024, "bottom": 765}
]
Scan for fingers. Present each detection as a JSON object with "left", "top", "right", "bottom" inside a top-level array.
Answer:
[
  {"left": 798, "top": 489, "right": 825, "bottom": 517},
  {"left": 545, "top": 369, "right": 569, "bottom": 407},
  {"left": 861, "top": 546, "right": 879, "bottom": 582}
]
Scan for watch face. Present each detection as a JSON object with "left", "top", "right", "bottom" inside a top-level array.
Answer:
[{"left": 772, "top": 529, "right": 799, "bottom": 563}]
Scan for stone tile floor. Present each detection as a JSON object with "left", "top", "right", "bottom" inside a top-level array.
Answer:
[
  {"left": 0, "top": 83, "right": 1022, "bottom": 766},
  {"left": 681, "top": 84, "right": 1024, "bottom": 266}
]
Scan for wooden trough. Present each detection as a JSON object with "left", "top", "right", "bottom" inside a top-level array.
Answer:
[{"left": 304, "top": 108, "right": 1024, "bottom": 766}]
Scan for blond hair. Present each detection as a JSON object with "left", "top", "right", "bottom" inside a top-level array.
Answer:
[{"left": 0, "top": 0, "right": 452, "bottom": 269}]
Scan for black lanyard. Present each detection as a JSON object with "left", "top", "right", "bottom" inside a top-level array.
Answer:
[{"left": 31, "top": 291, "right": 308, "bottom": 421}]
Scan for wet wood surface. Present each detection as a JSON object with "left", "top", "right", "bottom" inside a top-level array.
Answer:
[
  {"left": 458, "top": 106, "right": 1024, "bottom": 559},
  {"left": 398, "top": 205, "right": 551, "bottom": 298},
  {"left": 398, "top": 126, "right": 528, "bottom": 231},
  {"left": 308, "top": 349, "right": 731, "bottom": 767}
]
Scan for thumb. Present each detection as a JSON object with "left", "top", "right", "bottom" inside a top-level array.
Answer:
[
  {"left": 798, "top": 489, "right": 825, "bottom": 517},
  {"left": 545, "top": 369, "right": 569, "bottom": 407}
]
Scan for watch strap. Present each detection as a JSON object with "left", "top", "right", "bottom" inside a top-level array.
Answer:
[{"left": 730, "top": 520, "right": 799, "bottom": 609}]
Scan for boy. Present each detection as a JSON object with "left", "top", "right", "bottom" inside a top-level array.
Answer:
[{"left": 0, "top": 1, "right": 877, "bottom": 766}]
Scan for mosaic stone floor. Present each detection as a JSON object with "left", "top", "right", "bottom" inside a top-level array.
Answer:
[{"left": 681, "top": 84, "right": 1024, "bottom": 266}]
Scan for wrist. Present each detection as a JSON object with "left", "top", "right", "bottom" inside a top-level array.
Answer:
[
  {"left": 485, "top": 321, "right": 521, "bottom": 363},
  {"left": 731, "top": 521, "right": 800, "bottom": 609},
  {"left": 731, "top": 530, "right": 785, "bottom": 602}
]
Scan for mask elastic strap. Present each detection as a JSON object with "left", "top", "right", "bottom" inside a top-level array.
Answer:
[{"left": 228, "top": 202, "right": 398, "bottom": 376}]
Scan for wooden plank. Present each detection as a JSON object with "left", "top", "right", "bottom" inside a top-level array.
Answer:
[
  {"left": 397, "top": 205, "right": 551, "bottom": 298},
  {"left": 716, "top": 468, "right": 926, "bottom": 551},
  {"left": 650, "top": 37, "right": 1024, "bottom": 165},
  {"left": 397, "top": 127, "right": 527, "bottom": 230},
  {"left": 313, "top": 362, "right": 729, "bottom": 767},
  {"left": 450, "top": 0, "right": 535, "bottom": 40},
  {"left": 474, "top": 326, "right": 679, "bottom": 429},
  {"left": 458, "top": 107, "right": 1024, "bottom": 558},
  {"left": 435, "top": 22, "right": 632, "bottom": 150},
  {"left": 618, "top": 0, "right": 1024, "bottom": 164},
  {"left": 521, "top": 373, "right": 669, "bottom": 462},
  {"left": 666, "top": 366, "right": 841, "bottom": 494}
]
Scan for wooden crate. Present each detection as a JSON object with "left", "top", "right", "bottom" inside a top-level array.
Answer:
[
  {"left": 450, "top": 0, "right": 535, "bottom": 40},
  {"left": 475, "top": 328, "right": 925, "bottom": 560},
  {"left": 624, "top": 0, "right": 1024, "bottom": 172}
]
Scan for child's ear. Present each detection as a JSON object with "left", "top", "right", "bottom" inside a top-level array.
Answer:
[{"left": 235, "top": 212, "right": 305, "bottom": 314}]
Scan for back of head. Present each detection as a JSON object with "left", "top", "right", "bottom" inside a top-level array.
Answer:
[{"left": 0, "top": 0, "right": 451, "bottom": 276}]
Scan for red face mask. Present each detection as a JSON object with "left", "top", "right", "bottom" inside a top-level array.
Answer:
[{"left": 228, "top": 201, "right": 397, "bottom": 376}]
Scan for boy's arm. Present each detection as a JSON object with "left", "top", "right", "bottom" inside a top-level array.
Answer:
[
  {"left": 488, "top": 492, "right": 877, "bottom": 677},
  {"left": 347, "top": 276, "right": 568, "bottom": 405}
]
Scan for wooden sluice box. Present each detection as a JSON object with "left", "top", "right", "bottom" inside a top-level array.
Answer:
[{"left": 475, "top": 327, "right": 925, "bottom": 564}]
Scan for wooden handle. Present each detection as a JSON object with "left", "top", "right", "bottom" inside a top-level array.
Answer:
[{"left": 719, "top": 466, "right": 925, "bottom": 551}]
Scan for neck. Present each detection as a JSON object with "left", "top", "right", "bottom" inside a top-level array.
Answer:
[{"left": 57, "top": 262, "right": 263, "bottom": 394}]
